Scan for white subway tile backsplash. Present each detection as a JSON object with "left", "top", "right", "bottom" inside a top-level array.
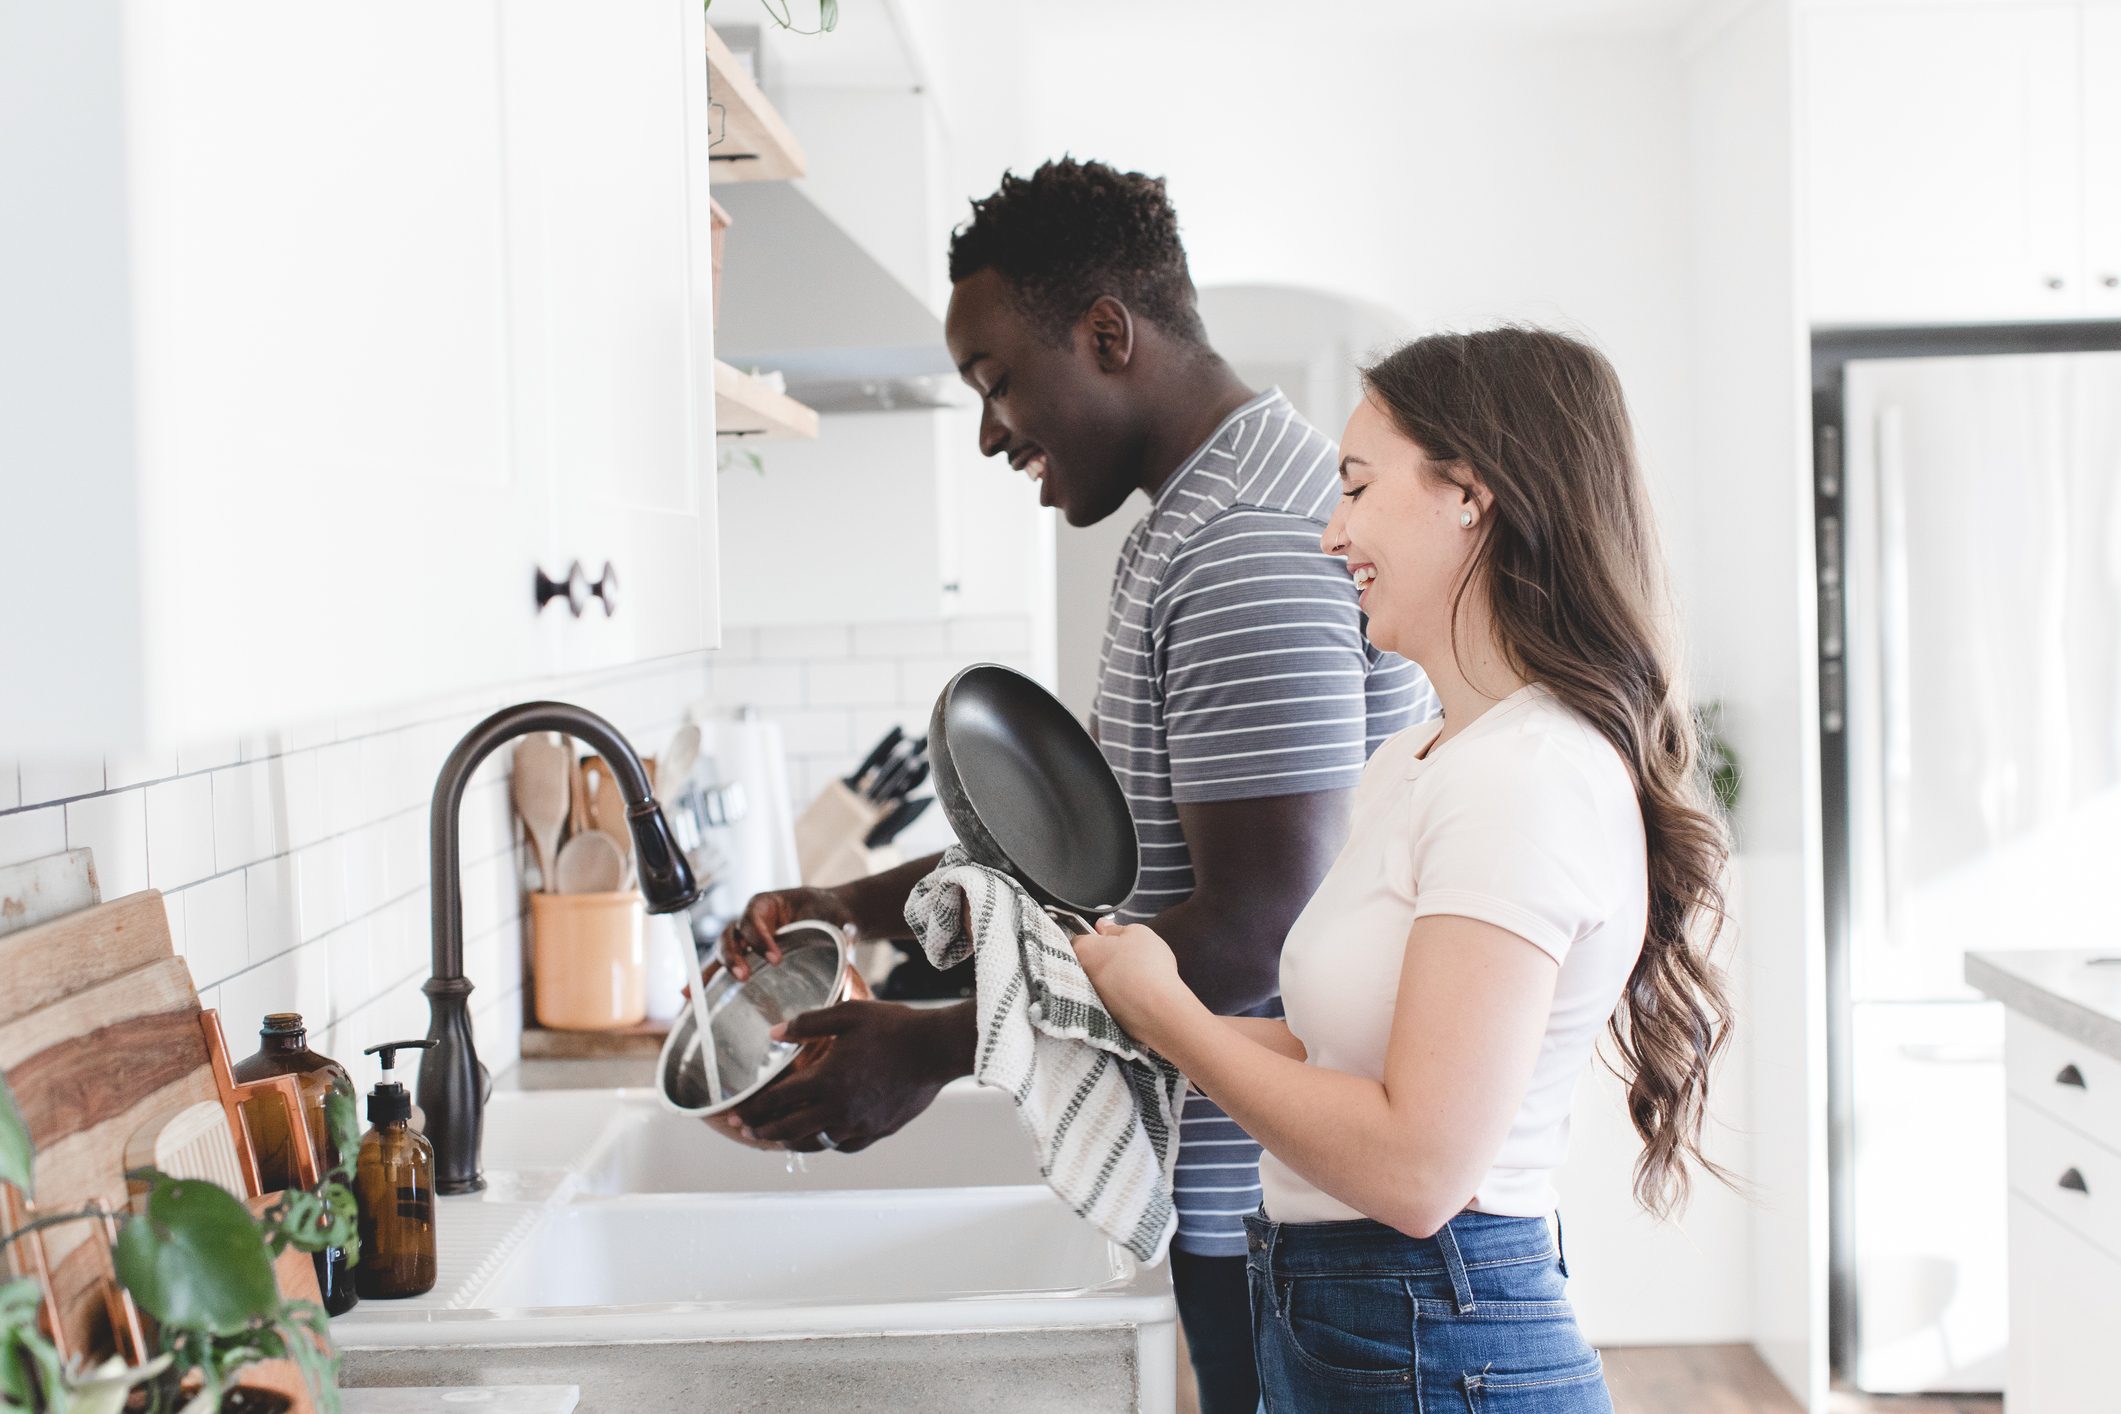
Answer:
[
  {"left": 899, "top": 656, "right": 970, "bottom": 709},
  {"left": 0, "top": 806, "right": 65, "bottom": 867},
  {"left": 948, "top": 615, "right": 1032, "bottom": 657},
  {"left": 66, "top": 791, "right": 146, "bottom": 898},
  {"left": 212, "top": 762, "right": 281, "bottom": 874},
  {"left": 22, "top": 758, "right": 103, "bottom": 806},
  {"left": 145, "top": 774, "right": 216, "bottom": 891},
  {"left": 713, "top": 662, "right": 806, "bottom": 709},
  {"left": 1, "top": 626, "right": 1031, "bottom": 1084},
  {"left": 215, "top": 951, "right": 295, "bottom": 1041},
  {"left": 326, "top": 918, "right": 374, "bottom": 1022},
  {"left": 281, "top": 750, "right": 325, "bottom": 850},
  {"left": 176, "top": 739, "right": 243, "bottom": 776},
  {"left": 181, "top": 872, "right": 249, "bottom": 988},
  {"left": 316, "top": 741, "right": 368, "bottom": 838},
  {"left": 772, "top": 707, "right": 856, "bottom": 757},
  {"left": 107, "top": 748, "right": 178, "bottom": 791},
  {"left": 806, "top": 661, "right": 899, "bottom": 708},
  {"left": 246, "top": 856, "right": 298, "bottom": 964},
  {"left": 750, "top": 625, "right": 851, "bottom": 661},
  {"left": 852, "top": 622, "right": 951, "bottom": 658},
  {"left": 295, "top": 838, "right": 348, "bottom": 941}
]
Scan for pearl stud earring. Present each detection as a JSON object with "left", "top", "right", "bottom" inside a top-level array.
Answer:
[{"left": 1460, "top": 508, "right": 1475, "bottom": 528}]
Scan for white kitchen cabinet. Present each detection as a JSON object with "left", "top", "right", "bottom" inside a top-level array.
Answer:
[
  {"left": 2006, "top": 1196, "right": 2121, "bottom": 1411},
  {"left": 1998, "top": 1010, "right": 2121, "bottom": 1413},
  {"left": 2081, "top": 4, "right": 2121, "bottom": 313},
  {"left": 1804, "top": 3, "right": 2086, "bottom": 324},
  {"left": 0, "top": 0, "right": 719, "bottom": 754},
  {"left": 504, "top": 0, "right": 721, "bottom": 673}
]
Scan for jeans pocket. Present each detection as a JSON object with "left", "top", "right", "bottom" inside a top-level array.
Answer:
[
  {"left": 1275, "top": 1275, "right": 1415, "bottom": 1386},
  {"left": 1460, "top": 1350, "right": 1609, "bottom": 1413}
]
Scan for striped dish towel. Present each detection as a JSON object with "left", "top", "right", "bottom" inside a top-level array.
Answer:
[{"left": 908, "top": 847, "right": 1189, "bottom": 1264}]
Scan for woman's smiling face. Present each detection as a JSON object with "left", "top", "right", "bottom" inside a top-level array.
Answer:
[{"left": 1323, "top": 393, "right": 1489, "bottom": 666}]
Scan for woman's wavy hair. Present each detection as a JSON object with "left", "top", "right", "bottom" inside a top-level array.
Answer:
[{"left": 1361, "top": 326, "right": 1735, "bottom": 1217}]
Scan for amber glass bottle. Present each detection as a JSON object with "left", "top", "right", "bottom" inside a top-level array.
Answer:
[
  {"left": 234, "top": 1011, "right": 358, "bottom": 1315},
  {"left": 354, "top": 1040, "right": 438, "bottom": 1300}
]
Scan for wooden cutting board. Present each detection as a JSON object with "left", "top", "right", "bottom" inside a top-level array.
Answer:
[{"left": 0, "top": 891, "right": 217, "bottom": 1359}]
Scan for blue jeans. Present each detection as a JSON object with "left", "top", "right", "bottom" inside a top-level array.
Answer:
[{"left": 1245, "top": 1210, "right": 1611, "bottom": 1412}]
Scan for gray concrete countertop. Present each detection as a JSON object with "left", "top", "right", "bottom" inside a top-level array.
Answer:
[{"left": 1966, "top": 949, "right": 2121, "bottom": 1060}]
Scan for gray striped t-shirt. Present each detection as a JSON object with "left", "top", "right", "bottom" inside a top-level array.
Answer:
[{"left": 1093, "top": 387, "right": 1435, "bottom": 1257}]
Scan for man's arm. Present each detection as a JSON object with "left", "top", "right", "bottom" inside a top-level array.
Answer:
[{"left": 1148, "top": 789, "right": 1350, "bottom": 1014}]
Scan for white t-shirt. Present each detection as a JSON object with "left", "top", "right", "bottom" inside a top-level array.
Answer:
[{"left": 1258, "top": 684, "right": 1649, "bottom": 1224}]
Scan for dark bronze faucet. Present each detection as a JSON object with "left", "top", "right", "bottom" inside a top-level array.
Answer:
[{"left": 419, "top": 701, "right": 698, "bottom": 1194}]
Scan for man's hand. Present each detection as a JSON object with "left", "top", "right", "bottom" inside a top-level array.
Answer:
[
  {"left": 726, "top": 1001, "right": 965, "bottom": 1152},
  {"left": 719, "top": 886, "right": 856, "bottom": 981}
]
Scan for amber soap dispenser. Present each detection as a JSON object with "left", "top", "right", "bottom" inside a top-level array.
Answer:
[
  {"left": 355, "top": 1039, "right": 439, "bottom": 1300},
  {"left": 233, "top": 1011, "right": 358, "bottom": 1315}
]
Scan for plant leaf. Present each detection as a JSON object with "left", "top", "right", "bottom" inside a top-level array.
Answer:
[
  {"left": 819, "top": 0, "right": 838, "bottom": 31},
  {"left": 0, "top": 1071, "right": 34, "bottom": 1198},
  {"left": 62, "top": 1353, "right": 171, "bottom": 1414},
  {"left": 324, "top": 1090, "right": 360, "bottom": 1181},
  {"left": 113, "top": 1175, "right": 278, "bottom": 1336}
]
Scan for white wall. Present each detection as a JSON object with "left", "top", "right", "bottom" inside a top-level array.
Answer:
[{"left": 1683, "top": 0, "right": 1827, "bottom": 1405}]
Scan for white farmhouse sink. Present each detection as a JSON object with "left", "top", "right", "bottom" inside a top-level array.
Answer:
[
  {"left": 574, "top": 1083, "right": 1044, "bottom": 1194},
  {"left": 338, "top": 1080, "right": 1176, "bottom": 1414},
  {"left": 487, "top": 1187, "right": 1127, "bottom": 1309}
]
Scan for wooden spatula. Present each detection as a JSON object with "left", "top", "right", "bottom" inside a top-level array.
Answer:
[{"left": 513, "top": 734, "right": 573, "bottom": 892}]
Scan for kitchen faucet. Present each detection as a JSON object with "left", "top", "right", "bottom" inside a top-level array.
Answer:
[{"left": 420, "top": 701, "right": 699, "bottom": 1194}]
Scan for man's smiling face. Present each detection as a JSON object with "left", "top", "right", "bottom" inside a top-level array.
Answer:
[{"left": 944, "top": 268, "right": 1141, "bottom": 528}]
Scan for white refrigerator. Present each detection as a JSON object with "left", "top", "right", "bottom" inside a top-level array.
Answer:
[{"left": 1825, "top": 347, "right": 2121, "bottom": 1393}]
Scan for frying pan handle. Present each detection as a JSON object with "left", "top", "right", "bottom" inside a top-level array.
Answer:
[{"left": 1044, "top": 907, "right": 1096, "bottom": 938}]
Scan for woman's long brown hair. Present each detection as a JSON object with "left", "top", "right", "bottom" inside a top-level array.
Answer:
[{"left": 1362, "top": 327, "right": 1735, "bottom": 1217}]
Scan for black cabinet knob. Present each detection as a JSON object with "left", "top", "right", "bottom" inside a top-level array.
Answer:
[
  {"left": 2057, "top": 1063, "right": 2087, "bottom": 1089},
  {"left": 591, "top": 561, "right": 619, "bottom": 618},
  {"left": 2059, "top": 1167, "right": 2089, "bottom": 1195},
  {"left": 536, "top": 561, "right": 589, "bottom": 617}
]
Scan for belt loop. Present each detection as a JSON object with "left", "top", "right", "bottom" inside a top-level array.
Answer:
[
  {"left": 1433, "top": 1218, "right": 1475, "bottom": 1314},
  {"left": 1553, "top": 1210, "right": 1570, "bottom": 1279},
  {"left": 1258, "top": 1211, "right": 1283, "bottom": 1318}
]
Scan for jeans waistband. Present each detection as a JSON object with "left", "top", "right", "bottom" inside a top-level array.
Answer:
[{"left": 1244, "top": 1210, "right": 1558, "bottom": 1288}]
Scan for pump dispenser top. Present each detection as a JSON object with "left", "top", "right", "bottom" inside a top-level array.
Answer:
[{"left": 365, "top": 1039, "right": 434, "bottom": 1125}]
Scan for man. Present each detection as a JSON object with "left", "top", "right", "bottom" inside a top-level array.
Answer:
[{"left": 717, "top": 158, "right": 1433, "bottom": 1413}]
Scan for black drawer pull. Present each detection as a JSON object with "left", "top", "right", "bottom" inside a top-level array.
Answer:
[
  {"left": 2057, "top": 1064, "right": 2088, "bottom": 1089},
  {"left": 536, "top": 561, "right": 588, "bottom": 617},
  {"left": 2059, "top": 1168, "right": 2090, "bottom": 1195}
]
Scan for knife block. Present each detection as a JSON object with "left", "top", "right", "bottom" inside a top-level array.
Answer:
[{"left": 793, "top": 780, "right": 911, "bottom": 887}]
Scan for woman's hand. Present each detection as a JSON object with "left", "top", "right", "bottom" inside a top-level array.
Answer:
[{"left": 1071, "top": 918, "right": 1201, "bottom": 1052}]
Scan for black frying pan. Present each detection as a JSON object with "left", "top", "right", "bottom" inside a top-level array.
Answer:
[{"left": 928, "top": 663, "right": 1140, "bottom": 928}]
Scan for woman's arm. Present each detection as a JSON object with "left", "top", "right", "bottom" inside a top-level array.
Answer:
[
  {"left": 1220, "top": 1016, "right": 1305, "bottom": 1060},
  {"left": 1079, "top": 914, "right": 1556, "bottom": 1237}
]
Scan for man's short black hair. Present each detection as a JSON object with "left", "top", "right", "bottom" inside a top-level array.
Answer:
[{"left": 949, "top": 157, "right": 1209, "bottom": 349}]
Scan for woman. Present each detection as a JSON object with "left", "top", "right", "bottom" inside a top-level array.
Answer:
[{"left": 1074, "top": 327, "right": 1733, "bottom": 1412}]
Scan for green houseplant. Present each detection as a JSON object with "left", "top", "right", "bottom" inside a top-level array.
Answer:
[{"left": 0, "top": 1073, "right": 359, "bottom": 1414}]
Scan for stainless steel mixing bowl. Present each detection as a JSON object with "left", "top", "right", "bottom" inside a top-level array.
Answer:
[{"left": 655, "top": 920, "right": 854, "bottom": 1116}]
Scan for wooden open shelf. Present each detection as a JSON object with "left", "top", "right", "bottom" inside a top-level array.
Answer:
[
  {"left": 521, "top": 1017, "right": 670, "bottom": 1061},
  {"left": 714, "top": 359, "right": 820, "bottom": 439},
  {"left": 705, "top": 26, "right": 807, "bottom": 184}
]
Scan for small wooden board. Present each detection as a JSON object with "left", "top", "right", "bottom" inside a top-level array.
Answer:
[
  {"left": 0, "top": 848, "right": 99, "bottom": 941},
  {"left": 519, "top": 1019, "right": 670, "bottom": 1060}
]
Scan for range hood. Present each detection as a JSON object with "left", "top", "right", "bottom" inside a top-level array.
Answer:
[{"left": 712, "top": 183, "right": 960, "bottom": 413}]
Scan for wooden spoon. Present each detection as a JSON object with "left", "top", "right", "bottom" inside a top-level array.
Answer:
[
  {"left": 553, "top": 829, "right": 626, "bottom": 894},
  {"left": 656, "top": 723, "right": 701, "bottom": 800},
  {"left": 512, "top": 734, "right": 572, "bottom": 892},
  {"left": 583, "top": 756, "right": 635, "bottom": 887}
]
